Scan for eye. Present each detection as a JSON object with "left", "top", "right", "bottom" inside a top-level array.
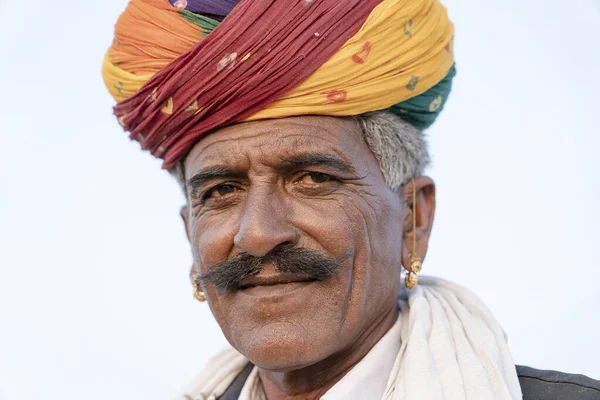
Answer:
[
  {"left": 202, "top": 184, "right": 239, "bottom": 202},
  {"left": 296, "top": 172, "right": 334, "bottom": 185}
]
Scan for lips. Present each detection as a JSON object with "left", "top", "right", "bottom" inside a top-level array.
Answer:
[{"left": 238, "top": 273, "right": 316, "bottom": 290}]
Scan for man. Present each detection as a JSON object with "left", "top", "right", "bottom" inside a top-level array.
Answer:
[{"left": 102, "top": 0, "right": 600, "bottom": 398}]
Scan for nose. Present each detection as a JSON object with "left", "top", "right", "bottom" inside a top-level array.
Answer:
[{"left": 233, "top": 188, "right": 299, "bottom": 257}]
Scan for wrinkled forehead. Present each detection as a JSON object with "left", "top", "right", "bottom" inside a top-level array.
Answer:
[{"left": 183, "top": 116, "right": 369, "bottom": 177}]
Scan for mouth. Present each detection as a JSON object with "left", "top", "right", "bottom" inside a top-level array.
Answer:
[
  {"left": 237, "top": 274, "right": 318, "bottom": 297},
  {"left": 239, "top": 273, "right": 317, "bottom": 289}
]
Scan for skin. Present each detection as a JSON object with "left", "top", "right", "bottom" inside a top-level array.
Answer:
[{"left": 181, "top": 115, "right": 436, "bottom": 400}]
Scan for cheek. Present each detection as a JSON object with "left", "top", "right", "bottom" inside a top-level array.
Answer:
[
  {"left": 299, "top": 191, "right": 385, "bottom": 257},
  {"left": 288, "top": 194, "right": 378, "bottom": 313},
  {"left": 190, "top": 213, "right": 242, "bottom": 342},
  {"left": 325, "top": 191, "right": 403, "bottom": 330},
  {"left": 285, "top": 195, "right": 363, "bottom": 266},
  {"left": 363, "top": 195, "right": 403, "bottom": 313},
  {"left": 191, "top": 212, "right": 240, "bottom": 270},
  {"left": 371, "top": 195, "right": 404, "bottom": 264}
]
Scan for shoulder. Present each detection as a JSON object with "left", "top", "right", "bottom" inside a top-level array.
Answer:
[{"left": 517, "top": 365, "right": 600, "bottom": 400}]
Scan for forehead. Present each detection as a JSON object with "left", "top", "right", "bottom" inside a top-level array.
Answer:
[{"left": 184, "top": 116, "right": 368, "bottom": 175}]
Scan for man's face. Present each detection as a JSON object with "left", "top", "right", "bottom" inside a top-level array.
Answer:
[{"left": 183, "top": 116, "right": 405, "bottom": 370}]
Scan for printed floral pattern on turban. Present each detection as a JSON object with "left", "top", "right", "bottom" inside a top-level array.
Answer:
[{"left": 102, "top": 0, "right": 455, "bottom": 169}]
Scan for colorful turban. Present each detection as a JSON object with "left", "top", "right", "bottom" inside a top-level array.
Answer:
[{"left": 102, "top": 0, "right": 455, "bottom": 169}]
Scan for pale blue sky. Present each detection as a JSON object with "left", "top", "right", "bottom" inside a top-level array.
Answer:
[{"left": 0, "top": 0, "right": 599, "bottom": 399}]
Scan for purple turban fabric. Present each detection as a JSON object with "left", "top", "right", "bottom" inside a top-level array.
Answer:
[{"left": 168, "top": 0, "right": 240, "bottom": 18}]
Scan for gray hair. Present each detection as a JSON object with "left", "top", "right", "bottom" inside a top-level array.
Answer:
[{"left": 169, "top": 110, "right": 429, "bottom": 195}]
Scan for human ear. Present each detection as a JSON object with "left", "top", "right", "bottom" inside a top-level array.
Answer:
[
  {"left": 179, "top": 205, "right": 192, "bottom": 243},
  {"left": 401, "top": 176, "right": 436, "bottom": 272}
]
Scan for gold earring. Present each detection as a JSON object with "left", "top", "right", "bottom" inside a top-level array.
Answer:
[
  {"left": 405, "top": 178, "right": 422, "bottom": 290},
  {"left": 190, "top": 272, "right": 206, "bottom": 302}
]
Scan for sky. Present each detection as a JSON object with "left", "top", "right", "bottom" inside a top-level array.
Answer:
[{"left": 0, "top": 0, "right": 599, "bottom": 399}]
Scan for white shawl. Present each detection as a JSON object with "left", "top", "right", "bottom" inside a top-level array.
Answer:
[{"left": 176, "top": 276, "right": 523, "bottom": 400}]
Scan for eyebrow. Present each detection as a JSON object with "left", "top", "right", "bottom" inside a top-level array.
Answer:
[
  {"left": 186, "top": 166, "right": 246, "bottom": 195},
  {"left": 280, "top": 153, "right": 356, "bottom": 175},
  {"left": 186, "top": 153, "right": 356, "bottom": 194}
]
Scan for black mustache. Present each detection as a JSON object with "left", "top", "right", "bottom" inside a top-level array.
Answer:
[{"left": 197, "top": 245, "right": 346, "bottom": 291}]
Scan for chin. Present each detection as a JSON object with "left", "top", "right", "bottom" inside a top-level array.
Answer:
[{"left": 235, "top": 322, "right": 331, "bottom": 371}]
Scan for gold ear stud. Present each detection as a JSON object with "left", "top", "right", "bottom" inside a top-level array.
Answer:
[
  {"left": 405, "top": 178, "right": 423, "bottom": 290},
  {"left": 191, "top": 272, "right": 206, "bottom": 302}
]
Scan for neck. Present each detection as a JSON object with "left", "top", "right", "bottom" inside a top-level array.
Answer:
[{"left": 258, "top": 304, "right": 399, "bottom": 400}]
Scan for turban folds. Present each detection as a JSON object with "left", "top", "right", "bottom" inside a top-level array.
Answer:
[{"left": 102, "top": 0, "right": 455, "bottom": 169}]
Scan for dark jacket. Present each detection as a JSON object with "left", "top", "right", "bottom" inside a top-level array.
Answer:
[
  {"left": 217, "top": 364, "right": 600, "bottom": 399},
  {"left": 517, "top": 365, "right": 600, "bottom": 400}
]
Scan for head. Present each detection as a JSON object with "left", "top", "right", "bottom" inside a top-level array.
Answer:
[
  {"left": 172, "top": 110, "right": 436, "bottom": 370},
  {"left": 102, "top": 0, "right": 454, "bottom": 376}
]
